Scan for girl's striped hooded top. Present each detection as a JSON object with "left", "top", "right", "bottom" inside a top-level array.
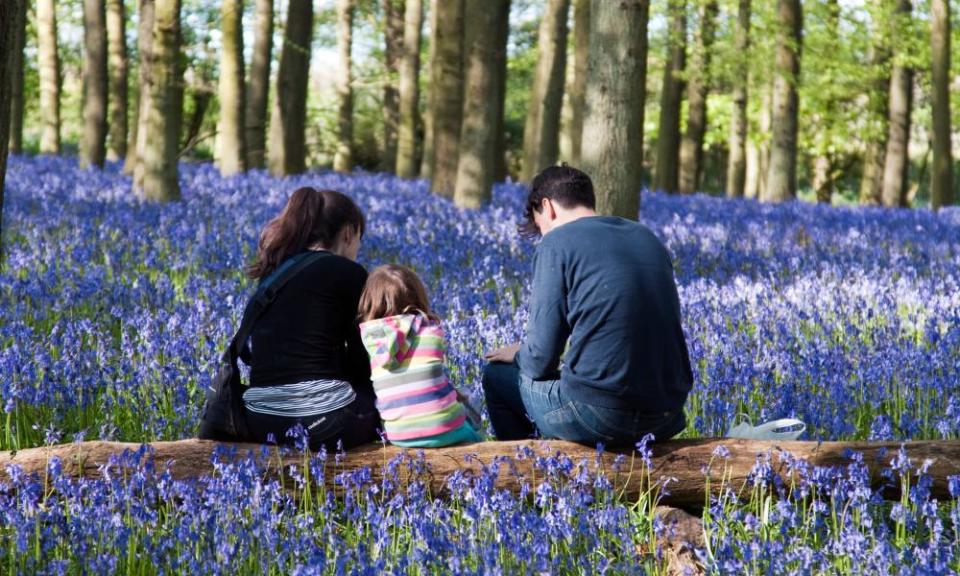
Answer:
[{"left": 359, "top": 313, "right": 466, "bottom": 441}]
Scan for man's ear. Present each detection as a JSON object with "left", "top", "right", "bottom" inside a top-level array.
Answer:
[{"left": 542, "top": 197, "right": 556, "bottom": 220}]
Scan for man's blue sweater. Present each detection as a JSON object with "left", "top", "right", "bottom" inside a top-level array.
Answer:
[{"left": 516, "top": 216, "right": 693, "bottom": 412}]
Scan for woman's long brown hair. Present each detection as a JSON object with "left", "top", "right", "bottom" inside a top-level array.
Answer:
[
  {"left": 358, "top": 264, "right": 437, "bottom": 322},
  {"left": 248, "top": 187, "right": 365, "bottom": 279}
]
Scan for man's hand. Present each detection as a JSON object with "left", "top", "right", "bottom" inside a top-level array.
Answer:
[{"left": 485, "top": 342, "right": 520, "bottom": 363}]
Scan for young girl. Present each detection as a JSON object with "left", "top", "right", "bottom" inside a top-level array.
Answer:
[{"left": 358, "top": 264, "right": 482, "bottom": 447}]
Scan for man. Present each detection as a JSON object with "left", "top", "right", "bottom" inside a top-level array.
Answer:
[{"left": 483, "top": 165, "right": 692, "bottom": 446}]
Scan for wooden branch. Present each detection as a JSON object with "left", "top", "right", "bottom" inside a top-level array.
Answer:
[{"left": 0, "top": 439, "right": 957, "bottom": 507}]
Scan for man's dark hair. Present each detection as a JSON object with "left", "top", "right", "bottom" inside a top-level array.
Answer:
[{"left": 520, "top": 165, "right": 595, "bottom": 238}]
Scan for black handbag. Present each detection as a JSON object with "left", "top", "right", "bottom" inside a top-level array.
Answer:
[{"left": 199, "top": 250, "right": 328, "bottom": 441}]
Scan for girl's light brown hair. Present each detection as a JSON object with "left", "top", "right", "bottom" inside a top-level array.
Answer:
[{"left": 358, "top": 264, "right": 436, "bottom": 322}]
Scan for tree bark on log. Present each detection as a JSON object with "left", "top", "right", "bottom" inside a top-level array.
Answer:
[{"left": 2, "top": 439, "right": 956, "bottom": 508}]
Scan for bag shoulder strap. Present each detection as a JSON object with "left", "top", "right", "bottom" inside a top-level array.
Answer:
[{"left": 227, "top": 250, "right": 329, "bottom": 362}]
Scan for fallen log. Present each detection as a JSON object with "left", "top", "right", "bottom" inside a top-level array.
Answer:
[{"left": 0, "top": 438, "right": 957, "bottom": 507}]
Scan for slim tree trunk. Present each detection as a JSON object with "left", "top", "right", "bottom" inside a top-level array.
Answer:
[
  {"left": 0, "top": 0, "right": 23, "bottom": 258},
  {"left": 382, "top": 0, "right": 403, "bottom": 173},
  {"left": 566, "top": 0, "right": 589, "bottom": 167},
  {"left": 138, "top": 0, "right": 181, "bottom": 201},
  {"left": 37, "top": 0, "right": 61, "bottom": 155},
  {"left": 81, "top": 0, "right": 109, "bottom": 169},
  {"left": 419, "top": 0, "right": 438, "bottom": 179},
  {"left": 428, "top": 0, "right": 464, "bottom": 197},
  {"left": 396, "top": 0, "right": 423, "bottom": 178},
  {"left": 268, "top": 0, "right": 312, "bottom": 176},
  {"left": 581, "top": 0, "right": 649, "bottom": 219},
  {"left": 8, "top": 0, "right": 27, "bottom": 155},
  {"left": 726, "top": 0, "right": 750, "bottom": 198},
  {"left": 678, "top": 0, "right": 717, "bottom": 194},
  {"left": 881, "top": 0, "right": 912, "bottom": 208},
  {"left": 859, "top": 40, "right": 890, "bottom": 205},
  {"left": 764, "top": 0, "right": 801, "bottom": 203},
  {"left": 217, "top": 0, "right": 246, "bottom": 176},
  {"left": 127, "top": 0, "right": 154, "bottom": 177},
  {"left": 453, "top": 0, "right": 509, "bottom": 208},
  {"left": 930, "top": 0, "right": 953, "bottom": 210},
  {"left": 333, "top": 0, "right": 354, "bottom": 173},
  {"left": 812, "top": 0, "right": 839, "bottom": 205},
  {"left": 106, "top": 0, "right": 128, "bottom": 161},
  {"left": 492, "top": 0, "right": 510, "bottom": 183},
  {"left": 184, "top": 90, "right": 212, "bottom": 151},
  {"left": 245, "top": 0, "right": 272, "bottom": 170},
  {"left": 653, "top": 0, "right": 686, "bottom": 194},
  {"left": 520, "top": 0, "right": 570, "bottom": 182}
]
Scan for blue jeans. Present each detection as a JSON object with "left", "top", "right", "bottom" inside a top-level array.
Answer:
[{"left": 481, "top": 362, "right": 686, "bottom": 447}]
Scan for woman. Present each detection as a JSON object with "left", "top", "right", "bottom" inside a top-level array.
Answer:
[{"left": 241, "top": 186, "right": 379, "bottom": 451}]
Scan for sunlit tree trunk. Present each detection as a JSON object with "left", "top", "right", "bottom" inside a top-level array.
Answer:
[
  {"left": 333, "top": 0, "right": 354, "bottom": 172},
  {"left": 126, "top": 0, "right": 154, "bottom": 176},
  {"left": 217, "top": 0, "right": 245, "bottom": 176},
  {"left": 268, "top": 0, "right": 312, "bottom": 176},
  {"left": 105, "top": 0, "right": 128, "bottom": 161},
  {"left": 8, "top": 0, "right": 27, "bottom": 155},
  {"left": 382, "top": 0, "right": 403, "bottom": 172},
  {"left": 581, "top": 0, "right": 649, "bottom": 219},
  {"left": 812, "top": 0, "right": 838, "bottom": 204},
  {"left": 765, "top": 0, "right": 801, "bottom": 203},
  {"left": 419, "top": 0, "right": 438, "bottom": 179},
  {"left": 859, "top": 37, "right": 890, "bottom": 205},
  {"left": 679, "top": 0, "right": 717, "bottom": 194},
  {"left": 396, "top": 0, "right": 423, "bottom": 178},
  {"left": 726, "top": 0, "right": 749, "bottom": 198},
  {"left": 521, "top": 0, "right": 569, "bottom": 182},
  {"left": 37, "top": 0, "right": 61, "bottom": 155},
  {"left": 428, "top": 0, "right": 464, "bottom": 197},
  {"left": 453, "top": 0, "right": 509, "bottom": 208},
  {"left": 245, "top": 0, "right": 272, "bottom": 170},
  {"left": 881, "top": 0, "right": 912, "bottom": 208},
  {"left": 138, "top": 0, "right": 181, "bottom": 201},
  {"left": 653, "top": 0, "right": 686, "bottom": 194},
  {"left": 80, "top": 0, "right": 109, "bottom": 169},
  {"left": 930, "top": 0, "right": 952, "bottom": 210}
]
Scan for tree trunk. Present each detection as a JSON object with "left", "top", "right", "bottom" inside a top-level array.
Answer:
[
  {"left": 726, "top": 0, "right": 750, "bottom": 198},
  {"left": 7, "top": 0, "right": 27, "bottom": 155},
  {"left": 396, "top": 0, "right": 423, "bottom": 178},
  {"left": 245, "top": 0, "right": 272, "bottom": 170},
  {"left": 764, "top": 0, "right": 801, "bottom": 203},
  {"left": 566, "top": 0, "right": 589, "bottom": 168},
  {"left": 127, "top": 0, "right": 155, "bottom": 177},
  {"left": 859, "top": 39, "right": 890, "bottom": 206},
  {"left": 678, "top": 0, "right": 717, "bottom": 195},
  {"left": 268, "top": 0, "right": 313, "bottom": 176},
  {"left": 333, "top": 0, "right": 354, "bottom": 173},
  {"left": 812, "top": 0, "right": 839, "bottom": 205},
  {"left": 0, "top": 0, "right": 22, "bottom": 259},
  {"left": 881, "top": 0, "right": 912, "bottom": 208},
  {"left": 80, "top": 0, "right": 109, "bottom": 169},
  {"left": 5, "top": 438, "right": 960, "bottom": 508},
  {"left": 419, "top": 0, "right": 438, "bottom": 180},
  {"left": 930, "top": 0, "right": 953, "bottom": 210},
  {"left": 105, "top": 0, "right": 128, "bottom": 161},
  {"left": 492, "top": 0, "right": 511, "bottom": 183},
  {"left": 653, "top": 0, "right": 686, "bottom": 194},
  {"left": 581, "top": 0, "right": 648, "bottom": 219},
  {"left": 138, "top": 0, "right": 181, "bottom": 202},
  {"left": 453, "top": 0, "right": 509, "bottom": 208},
  {"left": 427, "top": 0, "right": 464, "bottom": 197},
  {"left": 520, "top": 0, "right": 570, "bottom": 182},
  {"left": 217, "top": 0, "right": 246, "bottom": 176},
  {"left": 382, "top": 0, "right": 404, "bottom": 173},
  {"left": 37, "top": 0, "right": 61, "bottom": 155},
  {"left": 183, "top": 90, "right": 212, "bottom": 152}
]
